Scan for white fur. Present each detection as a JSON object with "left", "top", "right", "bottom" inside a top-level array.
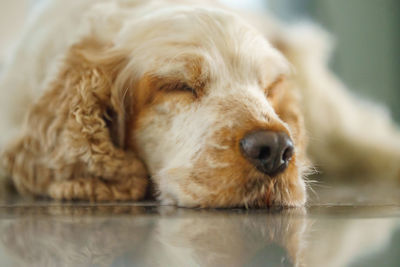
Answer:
[{"left": 0, "top": 0, "right": 399, "bottom": 206}]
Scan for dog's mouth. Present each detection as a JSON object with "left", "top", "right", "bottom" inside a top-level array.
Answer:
[
  {"left": 241, "top": 176, "right": 277, "bottom": 208},
  {"left": 154, "top": 164, "right": 305, "bottom": 208},
  {"left": 240, "top": 166, "right": 306, "bottom": 208}
]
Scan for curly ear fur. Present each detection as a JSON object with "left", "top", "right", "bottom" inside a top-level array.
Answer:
[{"left": 1, "top": 38, "right": 148, "bottom": 201}]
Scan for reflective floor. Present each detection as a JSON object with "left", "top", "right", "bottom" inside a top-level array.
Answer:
[{"left": 0, "top": 182, "right": 399, "bottom": 267}]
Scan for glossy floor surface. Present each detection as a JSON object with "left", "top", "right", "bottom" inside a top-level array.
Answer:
[{"left": 0, "top": 182, "right": 399, "bottom": 267}]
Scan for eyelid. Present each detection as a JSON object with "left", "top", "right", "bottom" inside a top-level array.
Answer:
[
  {"left": 161, "top": 81, "right": 198, "bottom": 97},
  {"left": 179, "top": 83, "right": 198, "bottom": 97}
]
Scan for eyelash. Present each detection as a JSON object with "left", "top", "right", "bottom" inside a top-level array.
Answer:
[
  {"left": 181, "top": 84, "right": 197, "bottom": 97},
  {"left": 162, "top": 82, "right": 197, "bottom": 98}
]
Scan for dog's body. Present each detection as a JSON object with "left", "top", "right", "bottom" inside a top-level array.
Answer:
[{"left": 0, "top": 0, "right": 399, "bottom": 207}]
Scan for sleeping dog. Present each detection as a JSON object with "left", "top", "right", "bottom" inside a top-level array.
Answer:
[{"left": 1, "top": 0, "right": 399, "bottom": 207}]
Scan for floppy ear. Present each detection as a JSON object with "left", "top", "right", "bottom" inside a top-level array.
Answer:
[{"left": 1, "top": 38, "right": 148, "bottom": 201}]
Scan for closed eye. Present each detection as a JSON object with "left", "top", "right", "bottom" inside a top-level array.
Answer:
[
  {"left": 180, "top": 84, "right": 198, "bottom": 97},
  {"left": 161, "top": 81, "right": 198, "bottom": 98}
]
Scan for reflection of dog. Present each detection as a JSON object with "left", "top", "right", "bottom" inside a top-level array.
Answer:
[
  {"left": 0, "top": 207, "right": 307, "bottom": 266},
  {"left": 2, "top": 205, "right": 396, "bottom": 267},
  {"left": 0, "top": 0, "right": 399, "bottom": 207}
]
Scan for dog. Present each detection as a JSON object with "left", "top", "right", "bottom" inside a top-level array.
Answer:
[{"left": 0, "top": 0, "right": 399, "bottom": 208}]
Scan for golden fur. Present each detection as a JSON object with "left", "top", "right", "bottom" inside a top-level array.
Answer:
[{"left": 1, "top": 0, "right": 399, "bottom": 207}]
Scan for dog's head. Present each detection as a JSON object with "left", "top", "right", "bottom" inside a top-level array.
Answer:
[
  {"left": 117, "top": 7, "right": 308, "bottom": 207},
  {"left": 58, "top": 6, "right": 308, "bottom": 207}
]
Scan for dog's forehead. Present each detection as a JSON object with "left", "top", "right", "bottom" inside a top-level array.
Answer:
[
  {"left": 119, "top": 6, "right": 289, "bottom": 87},
  {"left": 159, "top": 9, "right": 289, "bottom": 86}
]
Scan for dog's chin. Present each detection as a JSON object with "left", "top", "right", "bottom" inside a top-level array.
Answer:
[
  {"left": 155, "top": 166, "right": 307, "bottom": 208},
  {"left": 242, "top": 175, "right": 307, "bottom": 208}
]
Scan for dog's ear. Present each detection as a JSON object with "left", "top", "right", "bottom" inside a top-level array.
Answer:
[{"left": 1, "top": 38, "right": 148, "bottom": 201}]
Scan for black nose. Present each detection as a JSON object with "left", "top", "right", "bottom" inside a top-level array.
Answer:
[{"left": 240, "top": 131, "right": 294, "bottom": 176}]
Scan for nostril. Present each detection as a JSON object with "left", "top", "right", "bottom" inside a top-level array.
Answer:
[
  {"left": 258, "top": 146, "right": 271, "bottom": 160},
  {"left": 282, "top": 145, "right": 294, "bottom": 162}
]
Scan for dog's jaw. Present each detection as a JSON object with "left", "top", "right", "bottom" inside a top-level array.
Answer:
[{"left": 156, "top": 172, "right": 307, "bottom": 208}]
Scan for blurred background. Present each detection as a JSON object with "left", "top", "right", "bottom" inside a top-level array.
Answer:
[
  {"left": 1, "top": 0, "right": 399, "bottom": 122},
  {"left": 222, "top": 0, "right": 400, "bottom": 123}
]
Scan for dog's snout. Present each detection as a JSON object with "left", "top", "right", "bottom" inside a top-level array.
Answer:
[{"left": 240, "top": 131, "right": 294, "bottom": 176}]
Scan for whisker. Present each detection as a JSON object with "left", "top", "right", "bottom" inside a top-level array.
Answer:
[
  {"left": 307, "top": 183, "right": 319, "bottom": 199},
  {"left": 243, "top": 199, "right": 249, "bottom": 210}
]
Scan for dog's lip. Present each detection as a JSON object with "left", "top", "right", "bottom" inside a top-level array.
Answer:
[
  {"left": 265, "top": 188, "right": 272, "bottom": 207},
  {"left": 242, "top": 176, "right": 276, "bottom": 208},
  {"left": 266, "top": 179, "right": 276, "bottom": 207}
]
